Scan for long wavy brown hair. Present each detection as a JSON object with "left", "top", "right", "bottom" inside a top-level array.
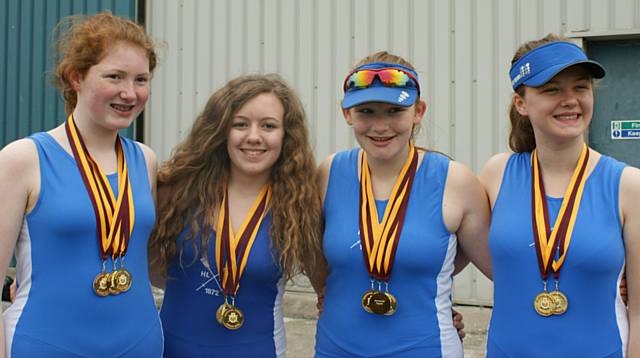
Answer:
[{"left": 150, "top": 74, "right": 324, "bottom": 282}]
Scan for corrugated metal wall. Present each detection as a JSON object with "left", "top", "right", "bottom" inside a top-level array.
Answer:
[
  {"left": 0, "top": 0, "right": 137, "bottom": 148},
  {"left": 146, "top": 0, "right": 640, "bottom": 306}
]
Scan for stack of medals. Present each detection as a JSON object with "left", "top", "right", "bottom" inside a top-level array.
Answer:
[
  {"left": 215, "top": 185, "right": 272, "bottom": 330},
  {"left": 531, "top": 144, "right": 589, "bottom": 316},
  {"left": 65, "top": 115, "right": 135, "bottom": 297},
  {"left": 359, "top": 144, "right": 418, "bottom": 316}
]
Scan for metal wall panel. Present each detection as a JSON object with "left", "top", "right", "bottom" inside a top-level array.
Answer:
[
  {"left": 0, "top": 0, "right": 137, "bottom": 148},
  {"left": 146, "top": 0, "right": 640, "bottom": 306}
]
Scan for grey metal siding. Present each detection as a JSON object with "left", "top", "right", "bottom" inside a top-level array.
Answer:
[{"left": 146, "top": 0, "right": 640, "bottom": 306}]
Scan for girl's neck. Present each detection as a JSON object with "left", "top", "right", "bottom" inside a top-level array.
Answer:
[
  {"left": 535, "top": 138, "right": 586, "bottom": 174},
  {"left": 227, "top": 170, "right": 270, "bottom": 196},
  {"left": 365, "top": 142, "right": 411, "bottom": 181},
  {"left": 72, "top": 108, "right": 119, "bottom": 151}
]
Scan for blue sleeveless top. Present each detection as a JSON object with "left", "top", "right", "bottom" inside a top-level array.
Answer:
[
  {"left": 315, "top": 148, "right": 462, "bottom": 358},
  {"left": 488, "top": 152, "right": 627, "bottom": 358},
  {"left": 160, "top": 214, "right": 285, "bottom": 357},
  {"left": 3, "top": 132, "right": 163, "bottom": 357}
]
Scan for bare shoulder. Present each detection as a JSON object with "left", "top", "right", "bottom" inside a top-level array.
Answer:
[
  {"left": 0, "top": 139, "right": 39, "bottom": 179},
  {"left": 0, "top": 138, "right": 40, "bottom": 212},
  {"left": 620, "top": 166, "right": 640, "bottom": 217},
  {"left": 442, "top": 160, "right": 488, "bottom": 234},
  {"left": 445, "top": 160, "right": 485, "bottom": 203},
  {"left": 479, "top": 152, "right": 512, "bottom": 207},
  {"left": 136, "top": 141, "right": 158, "bottom": 171},
  {"left": 317, "top": 153, "right": 336, "bottom": 204}
]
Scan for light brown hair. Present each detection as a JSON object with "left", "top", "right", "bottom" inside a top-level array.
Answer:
[
  {"left": 150, "top": 74, "right": 324, "bottom": 282},
  {"left": 508, "top": 33, "right": 573, "bottom": 152},
  {"left": 52, "top": 12, "right": 158, "bottom": 114}
]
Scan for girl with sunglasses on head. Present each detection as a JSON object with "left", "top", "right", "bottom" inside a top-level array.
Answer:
[
  {"left": 0, "top": 13, "right": 163, "bottom": 357},
  {"left": 149, "top": 74, "right": 325, "bottom": 357},
  {"left": 480, "top": 34, "right": 640, "bottom": 357},
  {"left": 314, "top": 51, "right": 492, "bottom": 357}
]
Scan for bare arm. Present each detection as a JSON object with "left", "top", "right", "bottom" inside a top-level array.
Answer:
[
  {"left": 308, "top": 154, "right": 335, "bottom": 313},
  {"left": 443, "top": 161, "right": 492, "bottom": 280},
  {"left": 620, "top": 167, "right": 640, "bottom": 357},
  {"left": 137, "top": 142, "right": 158, "bottom": 203},
  {"left": 0, "top": 139, "right": 39, "bottom": 357},
  {"left": 478, "top": 152, "right": 511, "bottom": 209}
]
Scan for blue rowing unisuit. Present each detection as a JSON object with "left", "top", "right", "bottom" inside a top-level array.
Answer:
[
  {"left": 3, "top": 132, "right": 162, "bottom": 357},
  {"left": 488, "top": 152, "right": 627, "bottom": 358},
  {"left": 316, "top": 148, "right": 462, "bottom": 358},
  {"left": 160, "top": 214, "right": 285, "bottom": 357}
]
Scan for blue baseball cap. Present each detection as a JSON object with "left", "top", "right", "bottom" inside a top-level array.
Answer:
[
  {"left": 342, "top": 62, "right": 420, "bottom": 109},
  {"left": 509, "top": 41, "right": 605, "bottom": 90}
]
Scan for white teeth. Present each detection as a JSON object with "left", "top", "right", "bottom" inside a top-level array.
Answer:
[
  {"left": 242, "top": 149, "right": 265, "bottom": 155},
  {"left": 556, "top": 114, "right": 578, "bottom": 120},
  {"left": 112, "top": 104, "right": 134, "bottom": 111},
  {"left": 371, "top": 137, "right": 391, "bottom": 142}
]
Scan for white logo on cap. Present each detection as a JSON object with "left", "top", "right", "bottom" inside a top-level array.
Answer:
[
  {"left": 398, "top": 91, "right": 409, "bottom": 102},
  {"left": 511, "top": 62, "right": 532, "bottom": 86}
]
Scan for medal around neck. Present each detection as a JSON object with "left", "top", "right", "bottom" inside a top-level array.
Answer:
[
  {"left": 358, "top": 145, "right": 419, "bottom": 316},
  {"left": 530, "top": 145, "right": 589, "bottom": 316},
  {"left": 214, "top": 185, "right": 272, "bottom": 328},
  {"left": 65, "top": 115, "right": 136, "bottom": 298}
]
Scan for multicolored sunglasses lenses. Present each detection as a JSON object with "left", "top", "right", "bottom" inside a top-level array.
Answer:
[{"left": 346, "top": 69, "right": 412, "bottom": 89}]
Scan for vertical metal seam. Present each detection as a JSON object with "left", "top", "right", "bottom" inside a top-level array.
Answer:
[
  {"left": 471, "top": 0, "right": 477, "bottom": 171},
  {"left": 537, "top": 0, "right": 543, "bottom": 37},
  {"left": 427, "top": 0, "right": 435, "bottom": 149},
  {"left": 330, "top": 0, "right": 336, "bottom": 152},
  {"left": 449, "top": 0, "right": 456, "bottom": 158},
  {"left": 260, "top": 0, "right": 265, "bottom": 74},
  {"left": 312, "top": 0, "right": 318, "bottom": 149},
  {"left": 492, "top": 0, "right": 500, "bottom": 155}
]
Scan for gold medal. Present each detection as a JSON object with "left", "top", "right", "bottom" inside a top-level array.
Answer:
[
  {"left": 216, "top": 302, "right": 229, "bottom": 324},
  {"left": 367, "top": 291, "right": 391, "bottom": 315},
  {"left": 221, "top": 306, "right": 244, "bottom": 330},
  {"left": 384, "top": 291, "right": 397, "bottom": 316},
  {"left": 534, "top": 291, "right": 554, "bottom": 316},
  {"left": 361, "top": 290, "right": 375, "bottom": 313},
  {"left": 108, "top": 272, "right": 120, "bottom": 295},
  {"left": 112, "top": 268, "right": 133, "bottom": 292},
  {"left": 93, "top": 272, "right": 111, "bottom": 297},
  {"left": 550, "top": 290, "right": 568, "bottom": 315}
]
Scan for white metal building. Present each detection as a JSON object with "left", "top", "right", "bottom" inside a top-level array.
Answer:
[{"left": 145, "top": 0, "right": 640, "bottom": 306}]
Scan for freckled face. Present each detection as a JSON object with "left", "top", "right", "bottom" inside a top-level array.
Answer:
[{"left": 73, "top": 41, "right": 151, "bottom": 130}]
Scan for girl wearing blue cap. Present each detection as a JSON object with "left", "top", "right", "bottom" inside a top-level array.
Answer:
[
  {"left": 314, "top": 51, "right": 492, "bottom": 357},
  {"left": 149, "top": 74, "right": 325, "bottom": 357},
  {"left": 480, "top": 34, "right": 640, "bottom": 357}
]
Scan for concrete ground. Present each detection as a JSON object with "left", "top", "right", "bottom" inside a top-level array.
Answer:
[
  {"left": 283, "top": 291, "right": 490, "bottom": 358},
  {"left": 3, "top": 271, "right": 490, "bottom": 357}
]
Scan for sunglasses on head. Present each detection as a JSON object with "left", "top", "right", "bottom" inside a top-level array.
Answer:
[{"left": 343, "top": 67, "right": 421, "bottom": 94}]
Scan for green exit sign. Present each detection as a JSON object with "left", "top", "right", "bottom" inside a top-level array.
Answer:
[{"left": 611, "top": 120, "right": 640, "bottom": 139}]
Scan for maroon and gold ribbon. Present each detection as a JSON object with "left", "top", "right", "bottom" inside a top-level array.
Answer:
[
  {"left": 215, "top": 185, "right": 272, "bottom": 297},
  {"left": 65, "top": 115, "right": 135, "bottom": 262},
  {"left": 359, "top": 144, "right": 418, "bottom": 282},
  {"left": 531, "top": 144, "right": 589, "bottom": 281}
]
